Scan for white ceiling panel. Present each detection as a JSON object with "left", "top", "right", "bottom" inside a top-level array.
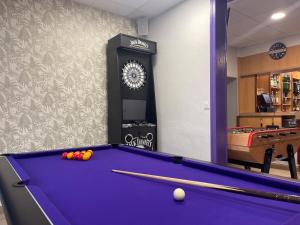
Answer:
[
  {"left": 255, "top": 11, "right": 300, "bottom": 34},
  {"left": 137, "top": 0, "right": 184, "bottom": 18},
  {"left": 228, "top": 0, "right": 300, "bottom": 48},
  {"left": 73, "top": 0, "right": 185, "bottom": 19},
  {"left": 227, "top": 31, "right": 238, "bottom": 40},
  {"left": 111, "top": 0, "right": 148, "bottom": 8},
  {"left": 229, "top": 9, "right": 259, "bottom": 35},
  {"left": 92, "top": 0, "right": 135, "bottom": 16},
  {"left": 230, "top": 0, "right": 299, "bottom": 17},
  {"left": 274, "top": 19, "right": 300, "bottom": 35},
  {"left": 229, "top": 38, "right": 257, "bottom": 48},
  {"left": 246, "top": 27, "right": 285, "bottom": 43},
  {"left": 128, "top": 9, "right": 148, "bottom": 19},
  {"left": 252, "top": 1, "right": 300, "bottom": 24},
  {"left": 73, "top": 0, "right": 94, "bottom": 5}
]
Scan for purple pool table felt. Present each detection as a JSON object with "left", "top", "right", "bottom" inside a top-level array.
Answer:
[{"left": 7, "top": 145, "right": 300, "bottom": 225}]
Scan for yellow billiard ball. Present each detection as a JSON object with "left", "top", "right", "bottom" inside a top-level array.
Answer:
[
  {"left": 87, "top": 150, "right": 93, "bottom": 155},
  {"left": 67, "top": 152, "right": 74, "bottom": 160},
  {"left": 82, "top": 152, "right": 92, "bottom": 161}
]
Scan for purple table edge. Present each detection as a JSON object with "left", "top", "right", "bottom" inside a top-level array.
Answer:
[{"left": 0, "top": 144, "right": 300, "bottom": 225}]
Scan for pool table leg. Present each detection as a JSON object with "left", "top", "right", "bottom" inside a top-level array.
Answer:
[
  {"left": 287, "top": 144, "right": 298, "bottom": 179},
  {"left": 261, "top": 148, "right": 273, "bottom": 174},
  {"left": 297, "top": 147, "right": 300, "bottom": 165}
]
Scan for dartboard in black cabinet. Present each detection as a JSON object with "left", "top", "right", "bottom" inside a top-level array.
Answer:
[{"left": 107, "top": 34, "right": 157, "bottom": 151}]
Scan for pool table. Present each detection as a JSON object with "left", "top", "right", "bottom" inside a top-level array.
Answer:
[{"left": 0, "top": 144, "right": 300, "bottom": 225}]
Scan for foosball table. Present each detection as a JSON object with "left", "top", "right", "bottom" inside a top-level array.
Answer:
[{"left": 228, "top": 127, "right": 300, "bottom": 179}]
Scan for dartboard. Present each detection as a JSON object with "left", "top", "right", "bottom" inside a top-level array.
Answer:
[{"left": 122, "top": 60, "right": 146, "bottom": 90}]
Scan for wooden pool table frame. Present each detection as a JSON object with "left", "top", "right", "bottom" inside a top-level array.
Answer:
[{"left": 0, "top": 155, "right": 52, "bottom": 225}]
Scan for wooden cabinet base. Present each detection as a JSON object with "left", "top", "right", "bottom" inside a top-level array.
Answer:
[{"left": 238, "top": 116, "right": 283, "bottom": 128}]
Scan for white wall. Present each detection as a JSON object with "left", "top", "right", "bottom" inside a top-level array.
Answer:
[
  {"left": 227, "top": 78, "right": 238, "bottom": 127},
  {"left": 148, "top": 0, "right": 211, "bottom": 161},
  {"left": 238, "top": 33, "right": 300, "bottom": 57},
  {"left": 227, "top": 48, "right": 238, "bottom": 129},
  {"left": 227, "top": 47, "right": 238, "bottom": 77}
]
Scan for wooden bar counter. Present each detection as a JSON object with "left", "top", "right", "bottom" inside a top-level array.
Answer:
[{"left": 237, "top": 112, "right": 296, "bottom": 128}]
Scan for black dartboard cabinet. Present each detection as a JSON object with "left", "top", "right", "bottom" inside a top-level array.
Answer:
[{"left": 107, "top": 34, "right": 157, "bottom": 151}]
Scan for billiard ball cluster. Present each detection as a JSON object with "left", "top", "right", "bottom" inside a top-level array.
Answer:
[{"left": 62, "top": 150, "right": 93, "bottom": 161}]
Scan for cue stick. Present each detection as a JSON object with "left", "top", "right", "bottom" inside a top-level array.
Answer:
[{"left": 112, "top": 169, "right": 300, "bottom": 204}]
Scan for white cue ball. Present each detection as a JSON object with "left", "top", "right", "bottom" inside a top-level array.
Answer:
[{"left": 173, "top": 188, "right": 185, "bottom": 201}]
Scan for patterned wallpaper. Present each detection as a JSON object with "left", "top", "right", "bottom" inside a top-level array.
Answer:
[{"left": 0, "top": 0, "right": 137, "bottom": 153}]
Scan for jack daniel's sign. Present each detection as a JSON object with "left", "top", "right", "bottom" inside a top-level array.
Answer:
[
  {"left": 129, "top": 39, "right": 149, "bottom": 50},
  {"left": 124, "top": 133, "right": 154, "bottom": 150},
  {"left": 118, "top": 34, "right": 156, "bottom": 54}
]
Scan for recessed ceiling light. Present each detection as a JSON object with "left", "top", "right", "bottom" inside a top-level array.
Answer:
[{"left": 271, "top": 12, "right": 286, "bottom": 20}]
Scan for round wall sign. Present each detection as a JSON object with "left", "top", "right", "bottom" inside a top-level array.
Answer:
[
  {"left": 268, "top": 42, "right": 287, "bottom": 60},
  {"left": 122, "top": 60, "right": 146, "bottom": 90}
]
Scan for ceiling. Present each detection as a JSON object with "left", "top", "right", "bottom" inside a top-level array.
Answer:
[
  {"left": 73, "top": 0, "right": 185, "bottom": 19},
  {"left": 228, "top": 0, "right": 300, "bottom": 48}
]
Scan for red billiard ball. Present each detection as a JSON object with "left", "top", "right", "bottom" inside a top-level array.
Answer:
[
  {"left": 73, "top": 152, "right": 79, "bottom": 158},
  {"left": 62, "top": 152, "right": 68, "bottom": 159},
  {"left": 76, "top": 154, "right": 82, "bottom": 160},
  {"left": 77, "top": 153, "right": 83, "bottom": 160},
  {"left": 72, "top": 152, "right": 78, "bottom": 160}
]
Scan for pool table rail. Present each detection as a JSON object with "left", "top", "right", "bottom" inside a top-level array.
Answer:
[{"left": 0, "top": 156, "right": 53, "bottom": 225}]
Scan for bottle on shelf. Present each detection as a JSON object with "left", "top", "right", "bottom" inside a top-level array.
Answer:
[
  {"left": 282, "top": 73, "right": 290, "bottom": 105},
  {"left": 293, "top": 78, "right": 300, "bottom": 111}
]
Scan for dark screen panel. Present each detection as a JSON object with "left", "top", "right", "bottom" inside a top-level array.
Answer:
[{"left": 123, "top": 99, "right": 146, "bottom": 121}]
